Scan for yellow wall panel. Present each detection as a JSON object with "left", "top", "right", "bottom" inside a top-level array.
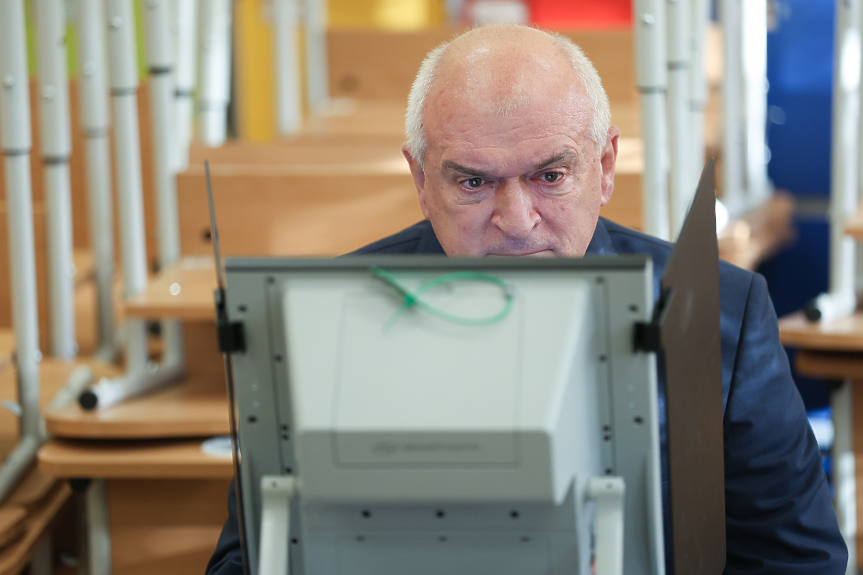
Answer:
[
  {"left": 233, "top": 0, "right": 446, "bottom": 141},
  {"left": 234, "top": 0, "right": 277, "bottom": 142}
]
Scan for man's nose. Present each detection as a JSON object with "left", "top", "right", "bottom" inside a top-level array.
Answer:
[{"left": 491, "top": 180, "right": 540, "bottom": 240}]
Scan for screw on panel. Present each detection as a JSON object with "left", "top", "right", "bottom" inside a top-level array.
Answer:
[
  {"left": 435, "top": 510, "right": 445, "bottom": 518},
  {"left": 361, "top": 510, "right": 371, "bottom": 518},
  {"left": 634, "top": 416, "right": 644, "bottom": 425},
  {"left": 247, "top": 416, "right": 257, "bottom": 423},
  {"left": 641, "top": 13, "right": 655, "bottom": 25},
  {"left": 510, "top": 510, "right": 519, "bottom": 519}
]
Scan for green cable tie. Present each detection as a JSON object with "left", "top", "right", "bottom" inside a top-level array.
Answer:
[{"left": 369, "top": 266, "right": 514, "bottom": 331}]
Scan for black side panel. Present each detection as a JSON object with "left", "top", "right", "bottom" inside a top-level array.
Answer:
[{"left": 661, "top": 159, "right": 726, "bottom": 574}]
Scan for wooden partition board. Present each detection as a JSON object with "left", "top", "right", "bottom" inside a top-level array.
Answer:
[
  {"left": 178, "top": 137, "right": 642, "bottom": 256},
  {"left": 327, "top": 28, "right": 637, "bottom": 106},
  {"left": 178, "top": 166, "right": 422, "bottom": 258},
  {"left": 46, "top": 322, "right": 229, "bottom": 440},
  {"left": 778, "top": 312, "right": 863, "bottom": 352},
  {"left": 106, "top": 478, "right": 229, "bottom": 575},
  {"left": 26, "top": 469, "right": 230, "bottom": 575},
  {"left": 190, "top": 142, "right": 408, "bottom": 168},
  {"left": 297, "top": 97, "right": 641, "bottom": 141}
]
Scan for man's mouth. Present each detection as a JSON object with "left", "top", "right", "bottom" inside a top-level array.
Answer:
[{"left": 486, "top": 249, "right": 554, "bottom": 257}]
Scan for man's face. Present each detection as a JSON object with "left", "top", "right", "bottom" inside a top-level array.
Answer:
[{"left": 404, "top": 51, "right": 619, "bottom": 258}]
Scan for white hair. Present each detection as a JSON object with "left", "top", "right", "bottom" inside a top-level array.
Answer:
[{"left": 405, "top": 25, "right": 611, "bottom": 170}]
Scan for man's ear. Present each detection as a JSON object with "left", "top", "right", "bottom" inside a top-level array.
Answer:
[
  {"left": 402, "top": 144, "right": 430, "bottom": 219},
  {"left": 599, "top": 126, "right": 620, "bottom": 207}
]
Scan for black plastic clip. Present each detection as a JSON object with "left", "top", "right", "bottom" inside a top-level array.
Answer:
[
  {"left": 633, "top": 287, "right": 671, "bottom": 353},
  {"left": 633, "top": 321, "right": 662, "bottom": 353},
  {"left": 215, "top": 288, "right": 246, "bottom": 353}
]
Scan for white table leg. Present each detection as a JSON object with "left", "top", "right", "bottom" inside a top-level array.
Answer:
[
  {"left": 87, "top": 479, "right": 112, "bottom": 575},
  {"left": 832, "top": 381, "right": 857, "bottom": 574}
]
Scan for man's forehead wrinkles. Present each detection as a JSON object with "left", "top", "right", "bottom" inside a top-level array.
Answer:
[
  {"left": 534, "top": 150, "right": 577, "bottom": 170},
  {"left": 441, "top": 161, "right": 492, "bottom": 178}
]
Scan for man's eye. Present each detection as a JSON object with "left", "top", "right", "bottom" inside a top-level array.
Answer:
[
  {"left": 541, "top": 172, "right": 562, "bottom": 183},
  {"left": 463, "top": 177, "right": 485, "bottom": 189}
]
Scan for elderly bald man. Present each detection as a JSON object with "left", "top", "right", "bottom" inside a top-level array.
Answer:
[{"left": 207, "top": 25, "right": 846, "bottom": 574}]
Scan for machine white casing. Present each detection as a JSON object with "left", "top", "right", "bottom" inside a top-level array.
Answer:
[
  {"left": 225, "top": 256, "right": 665, "bottom": 575},
  {"left": 286, "top": 278, "right": 599, "bottom": 504}
]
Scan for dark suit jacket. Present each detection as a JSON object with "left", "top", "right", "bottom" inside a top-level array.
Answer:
[{"left": 207, "top": 218, "right": 847, "bottom": 574}]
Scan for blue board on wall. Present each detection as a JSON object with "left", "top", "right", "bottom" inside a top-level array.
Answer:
[
  {"left": 766, "top": 0, "right": 833, "bottom": 196},
  {"left": 761, "top": 0, "right": 834, "bottom": 411}
]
